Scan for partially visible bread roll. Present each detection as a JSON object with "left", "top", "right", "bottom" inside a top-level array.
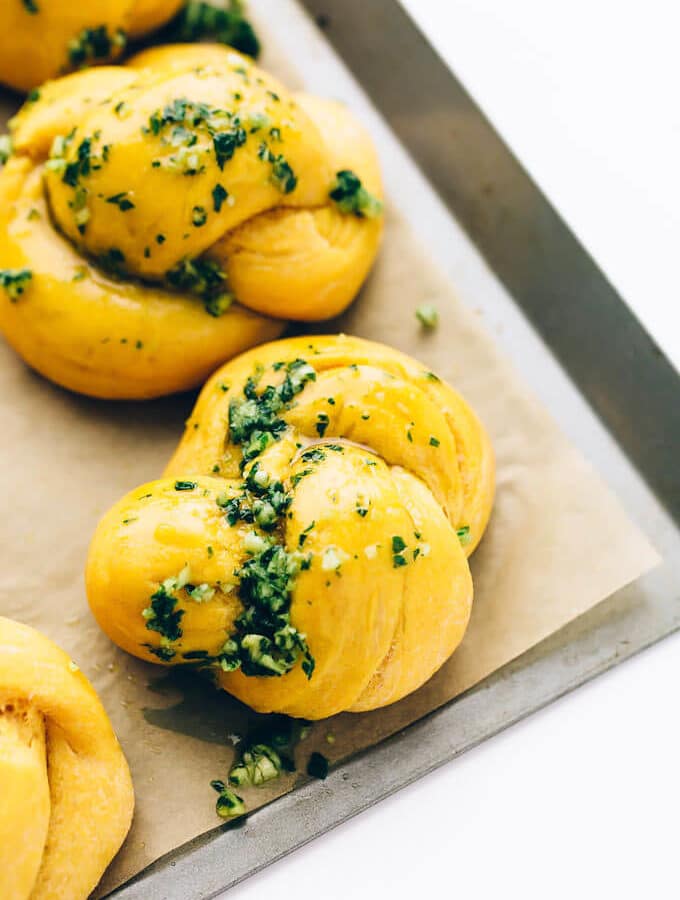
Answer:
[{"left": 0, "top": 616, "right": 134, "bottom": 900}]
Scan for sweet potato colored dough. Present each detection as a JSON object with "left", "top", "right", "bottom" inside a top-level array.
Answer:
[
  {"left": 0, "top": 0, "right": 185, "bottom": 92},
  {"left": 0, "top": 45, "right": 383, "bottom": 398},
  {"left": 0, "top": 616, "right": 134, "bottom": 900},
  {"left": 87, "top": 335, "right": 495, "bottom": 720}
]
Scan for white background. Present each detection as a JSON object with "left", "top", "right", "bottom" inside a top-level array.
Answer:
[{"left": 229, "top": 2, "right": 680, "bottom": 897}]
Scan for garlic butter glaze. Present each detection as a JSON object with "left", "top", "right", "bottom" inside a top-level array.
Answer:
[
  {"left": 0, "top": 616, "right": 133, "bottom": 900},
  {"left": 0, "top": 45, "right": 383, "bottom": 398},
  {"left": 87, "top": 336, "right": 494, "bottom": 719}
]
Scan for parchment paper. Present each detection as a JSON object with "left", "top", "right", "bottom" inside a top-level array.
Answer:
[{"left": 0, "top": 6, "right": 659, "bottom": 896}]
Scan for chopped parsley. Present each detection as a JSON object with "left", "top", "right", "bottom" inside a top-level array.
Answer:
[
  {"left": 174, "top": 480, "right": 197, "bottom": 491},
  {"left": 145, "top": 97, "right": 249, "bottom": 175},
  {"left": 147, "top": 97, "right": 211, "bottom": 135},
  {"left": 392, "top": 535, "right": 408, "bottom": 568},
  {"left": 0, "top": 268, "right": 32, "bottom": 301},
  {"left": 228, "top": 359, "right": 316, "bottom": 466},
  {"left": 185, "top": 582, "right": 215, "bottom": 602},
  {"left": 166, "top": 0, "right": 261, "bottom": 58},
  {"left": 212, "top": 183, "right": 229, "bottom": 212},
  {"left": 216, "top": 536, "right": 314, "bottom": 678},
  {"left": 213, "top": 126, "right": 247, "bottom": 169},
  {"left": 329, "top": 169, "right": 383, "bottom": 218},
  {"left": 192, "top": 205, "right": 208, "bottom": 227},
  {"left": 106, "top": 192, "right": 135, "bottom": 211},
  {"left": 228, "top": 743, "right": 282, "bottom": 787},
  {"left": 68, "top": 26, "right": 127, "bottom": 67},
  {"left": 209, "top": 724, "right": 303, "bottom": 817},
  {"left": 429, "top": 436, "right": 440, "bottom": 447},
  {"left": 457, "top": 525, "right": 472, "bottom": 547},
  {"left": 204, "top": 293, "right": 233, "bottom": 316},
  {"left": 315, "top": 413, "right": 330, "bottom": 438},
  {"left": 416, "top": 303, "right": 439, "bottom": 329},
  {"left": 258, "top": 143, "right": 297, "bottom": 193},
  {"left": 300, "top": 448, "right": 326, "bottom": 463},
  {"left": 22, "top": 0, "right": 39, "bottom": 13},
  {"left": 298, "top": 521, "right": 316, "bottom": 547},
  {"left": 210, "top": 781, "right": 245, "bottom": 818},
  {"left": 165, "top": 256, "right": 233, "bottom": 316},
  {"left": 202, "top": 359, "right": 320, "bottom": 679},
  {"left": 221, "top": 462, "right": 291, "bottom": 530},
  {"left": 291, "top": 468, "right": 313, "bottom": 487},
  {"left": 141, "top": 564, "right": 192, "bottom": 657},
  {"left": 61, "top": 136, "right": 93, "bottom": 187},
  {"left": 0, "top": 135, "right": 12, "bottom": 165}
]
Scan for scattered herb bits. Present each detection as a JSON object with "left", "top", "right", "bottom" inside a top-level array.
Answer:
[
  {"left": 192, "top": 206, "right": 208, "bottom": 227},
  {"left": 0, "top": 268, "right": 32, "bottom": 301},
  {"left": 167, "top": 1, "right": 261, "bottom": 58},
  {"left": 416, "top": 303, "right": 439, "bottom": 330},
  {"left": 329, "top": 169, "right": 383, "bottom": 218},
  {"left": 258, "top": 143, "right": 297, "bottom": 193},
  {"left": 106, "top": 192, "right": 135, "bottom": 211},
  {"left": 392, "top": 535, "right": 408, "bottom": 568},
  {"left": 0, "top": 135, "right": 12, "bottom": 165},
  {"left": 457, "top": 525, "right": 472, "bottom": 547},
  {"left": 229, "top": 744, "right": 282, "bottom": 787},
  {"left": 212, "top": 183, "right": 229, "bottom": 212},
  {"left": 174, "top": 480, "right": 197, "bottom": 491},
  {"left": 68, "top": 26, "right": 126, "bottom": 68},
  {"left": 211, "top": 781, "right": 246, "bottom": 818}
]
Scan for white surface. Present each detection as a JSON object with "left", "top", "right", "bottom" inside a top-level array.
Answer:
[
  {"left": 227, "top": 3, "right": 680, "bottom": 898},
  {"left": 402, "top": 0, "right": 680, "bottom": 368}
]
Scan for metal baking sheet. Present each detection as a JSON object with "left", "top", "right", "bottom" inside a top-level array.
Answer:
[{"left": 97, "top": 0, "right": 678, "bottom": 895}]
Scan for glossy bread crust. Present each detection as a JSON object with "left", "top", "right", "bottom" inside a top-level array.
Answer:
[
  {"left": 87, "top": 335, "right": 494, "bottom": 719},
  {"left": 0, "top": 47, "right": 383, "bottom": 398},
  {"left": 0, "top": 0, "right": 184, "bottom": 93},
  {"left": 0, "top": 616, "right": 134, "bottom": 900}
]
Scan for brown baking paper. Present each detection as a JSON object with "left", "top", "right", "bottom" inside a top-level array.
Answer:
[{"left": 0, "top": 7, "right": 659, "bottom": 896}]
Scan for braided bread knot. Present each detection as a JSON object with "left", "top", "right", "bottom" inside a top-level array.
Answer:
[
  {"left": 0, "top": 616, "right": 134, "bottom": 900},
  {"left": 87, "top": 335, "right": 494, "bottom": 719},
  {"left": 0, "top": 0, "right": 185, "bottom": 92},
  {"left": 0, "top": 45, "right": 383, "bottom": 398}
]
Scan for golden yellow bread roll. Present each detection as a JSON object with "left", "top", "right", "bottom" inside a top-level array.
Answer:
[
  {"left": 0, "top": 616, "right": 134, "bottom": 900},
  {"left": 0, "top": 0, "right": 185, "bottom": 93},
  {"left": 86, "top": 335, "right": 494, "bottom": 719},
  {"left": 0, "top": 46, "right": 384, "bottom": 399}
]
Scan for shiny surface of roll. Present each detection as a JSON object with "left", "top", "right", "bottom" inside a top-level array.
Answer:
[
  {"left": 0, "top": 616, "right": 134, "bottom": 900},
  {"left": 0, "top": 47, "right": 383, "bottom": 398},
  {"left": 87, "top": 335, "right": 494, "bottom": 719},
  {"left": 0, "top": 0, "right": 184, "bottom": 92}
]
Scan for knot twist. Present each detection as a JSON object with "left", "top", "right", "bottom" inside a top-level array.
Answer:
[
  {"left": 87, "top": 335, "right": 494, "bottom": 719},
  {"left": 0, "top": 46, "right": 382, "bottom": 397},
  {"left": 0, "top": 616, "right": 133, "bottom": 900}
]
